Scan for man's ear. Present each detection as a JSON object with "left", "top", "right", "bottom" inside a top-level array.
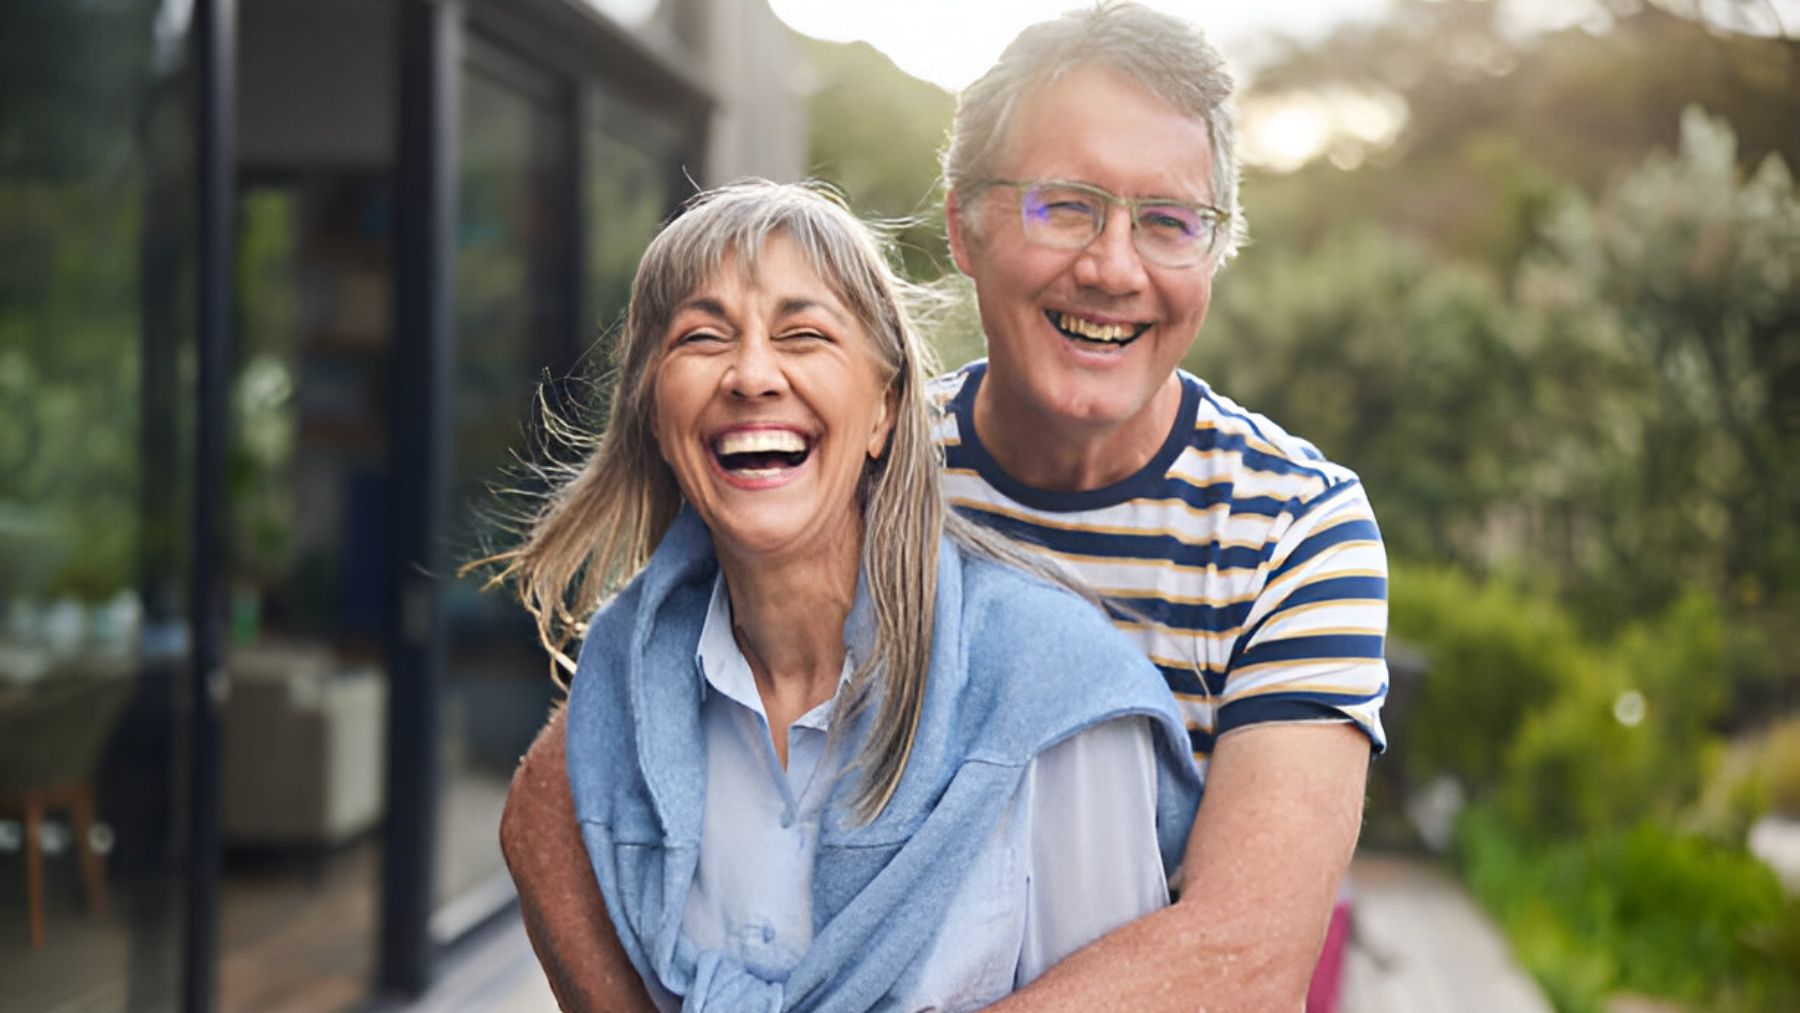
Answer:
[{"left": 945, "top": 190, "right": 978, "bottom": 277}]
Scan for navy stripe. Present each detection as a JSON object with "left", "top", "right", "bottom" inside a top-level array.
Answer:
[
  {"left": 1155, "top": 661, "right": 1226, "bottom": 698},
  {"left": 953, "top": 504, "right": 1274, "bottom": 573},
  {"left": 1187, "top": 725, "right": 1217, "bottom": 757},
  {"left": 1265, "top": 574, "right": 1388, "bottom": 616},
  {"left": 1196, "top": 388, "right": 1327, "bottom": 462},
  {"left": 1217, "top": 697, "right": 1369, "bottom": 737},
  {"left": 950, "top": 449, "right": 1302, "bottom": 519},
  {"left": 1232, "top": 575, "right": 1387, "bottom": 668},
  {"left": 1268, "top": 510, "right": 1379, "bottom": 583},
  {"left": 1194, "top": 432, "right": 1332, "bottom": 485},
  {"left": 1104, "top": 592, "right": 1255, "bottom": 636},
  {"left": 1238, "top": 633, "right": 1386, "bottom": 668}
]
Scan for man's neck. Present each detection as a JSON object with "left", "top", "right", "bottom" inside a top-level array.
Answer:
[{"left": 972, "top": 373, "right": 1184, "bottom": 492}]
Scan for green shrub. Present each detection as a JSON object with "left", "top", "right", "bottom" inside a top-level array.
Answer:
[
  {"left": 1392, "top": 567, "right": 1734, "bottom": 838},
  {"left": 1388, "top": 564, "right": 1584, "bottom": 799},
  {"left": 1760, "top": 718, "right": 1800, "bottom": 817},
  {"left": 1457, "top": 806, "right": 1800, "bottom": 1012},
  {"left": 1500, "top": 589, "right": 1728, "bottom": 838}
]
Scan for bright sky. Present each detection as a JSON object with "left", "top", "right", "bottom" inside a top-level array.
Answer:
[
  {"left": 765, "top": 0, "right": 1797, "bottom": 172},
  {"left": 768, "top": 0, "right": 1798, "bottom": 91},
  {"left": 766, "top": 0, "right": 1396, "bottom": 92}
]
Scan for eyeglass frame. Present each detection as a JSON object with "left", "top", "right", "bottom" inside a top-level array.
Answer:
[{"left": 978, "top": 178, "right": 1230, "bottom": 268}]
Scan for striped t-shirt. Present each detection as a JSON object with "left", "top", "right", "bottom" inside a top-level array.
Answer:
[{"left": 931, "top": 362, "right": 1389, "bottom": 773}]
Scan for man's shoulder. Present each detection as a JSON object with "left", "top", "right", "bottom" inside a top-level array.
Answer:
[
  {"left": 927, "top": 360, "right": 980, "bottom": 411},
  {"left": 1179, "top": 371, "right": 1361, "bottom": 488}
]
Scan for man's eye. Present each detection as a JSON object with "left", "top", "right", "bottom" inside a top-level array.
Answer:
[
  {"left": 777, "top": 329, "right": 829, "bottom": 343},
  {"left": 1038, "top": 198, "right": 1097, "bottom": 219},
  {"left": 1139, "top": 206, "right": 1202, "bottom": 238},
  {"left": 676, "top": 330, "right": 726, "bottom": 346}
]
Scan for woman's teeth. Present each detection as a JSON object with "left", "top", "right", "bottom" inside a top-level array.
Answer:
[{"left": 714, "top": 429, "right": 810, "bottom": 474}]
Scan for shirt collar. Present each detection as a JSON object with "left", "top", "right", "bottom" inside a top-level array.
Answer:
[{"left": 696, "top": 572, "right": 855, "bottom": 730}]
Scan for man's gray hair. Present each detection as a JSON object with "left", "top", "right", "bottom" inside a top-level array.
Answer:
[{"left": 942, "top": 1, "right": 1245, "bottom": 263}]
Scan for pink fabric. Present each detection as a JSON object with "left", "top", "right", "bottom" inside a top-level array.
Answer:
[{"left": 1306, "top": 893, "right": 1354, "bottom": 1013}]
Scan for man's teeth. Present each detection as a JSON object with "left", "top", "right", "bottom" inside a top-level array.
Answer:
[
  {"left": 1056, "top": 313, "right": 1138, "bottom": 343},
  {"left": 716, "top": 429, "right": 807, "bottom": 455}
]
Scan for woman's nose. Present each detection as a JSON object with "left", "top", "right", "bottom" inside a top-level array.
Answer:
[{"left": 726, "top": 333, "right": 785, "bottom": 398}]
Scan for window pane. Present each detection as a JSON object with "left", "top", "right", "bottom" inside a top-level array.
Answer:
[
  {"left": 441, "top": 59, "right": 568, "bottom": 920},
  {"left": 0, "top": 1, "right": 196, "bottom": 1005}
]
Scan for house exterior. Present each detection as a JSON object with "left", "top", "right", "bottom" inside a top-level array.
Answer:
[{"left": 0, "top": 0, "right": 806, "bottom": 1008}]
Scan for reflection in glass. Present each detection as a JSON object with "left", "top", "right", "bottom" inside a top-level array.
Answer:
[
  {"left": 218, "top": 174, "right": 390, "bottom": 1011},
  {"left": 0, "top": 0, "right": 194, "bottom": 1006},
  {"left": 441, "top": 60, "right": 568, "bottom": 920}
]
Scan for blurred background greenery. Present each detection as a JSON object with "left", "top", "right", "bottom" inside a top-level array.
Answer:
[{"left": 801, "top": 1, "right": 1798, "bottom": 1009}]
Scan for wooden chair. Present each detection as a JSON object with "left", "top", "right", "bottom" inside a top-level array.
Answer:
[{"left": 0, "top": 674, "right": 132, "bottom": 948}]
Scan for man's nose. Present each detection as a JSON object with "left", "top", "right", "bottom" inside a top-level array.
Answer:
[
  {"left": 1074, "top": 206, "right": 1149, "bottom": 293},
  {"left": 726, "top": 333, "right": 785, "bottom": 398}
]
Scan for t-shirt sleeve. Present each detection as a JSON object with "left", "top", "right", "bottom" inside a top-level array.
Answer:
[
  {"left": 1016, "top": 716, "right": 1170, "bottom": 987},
  {"left": 1217, "top": 480, "right": 1389, "bottom": 752}
]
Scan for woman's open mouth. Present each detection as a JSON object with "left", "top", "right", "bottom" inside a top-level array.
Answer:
[
  {"left": 712, "top": 428, "right": 813, "bottom": 479},
  {"left": 1047, "top": 310, "right": 1150, "bottom": 347}
]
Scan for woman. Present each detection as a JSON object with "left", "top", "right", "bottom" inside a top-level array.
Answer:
[{"left": 484, "top": 180, "right": 1200, "bottom": 1012}]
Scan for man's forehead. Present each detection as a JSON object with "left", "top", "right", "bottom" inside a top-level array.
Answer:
[{"left": 993, "top": 68, "right": 1216, "bottom": 199}]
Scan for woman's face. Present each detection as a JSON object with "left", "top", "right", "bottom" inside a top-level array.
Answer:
[{"left": 651, "top": 235, "right": 897, "bottom": 570}]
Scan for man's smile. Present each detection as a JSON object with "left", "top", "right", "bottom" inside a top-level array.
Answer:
[{"left": 1047, "top": 310, "right": 1151, "bottom": 347}]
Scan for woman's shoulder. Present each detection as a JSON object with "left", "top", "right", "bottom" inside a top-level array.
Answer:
[
  {"left": 952, "top": 549, "right": 1143, "bottom": 670},
  {"left": 939, "top": 545, "right": 1173, "bottom": 755}
]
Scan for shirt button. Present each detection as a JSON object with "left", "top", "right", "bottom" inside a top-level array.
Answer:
[{"left": 762, "top": 925, "right": 775, "bottom": 943}]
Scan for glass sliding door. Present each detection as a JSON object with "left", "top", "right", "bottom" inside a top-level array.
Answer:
[
  {"left": 582, "top": 93, "right": 684, "bottom": 346},
  {"left": 439, "top": 39, "right": 572, "bottom": 932},
  {"left": 0, "top": 0, "right": 199, "bottom": 1006}
]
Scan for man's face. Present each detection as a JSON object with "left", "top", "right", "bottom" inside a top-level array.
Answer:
[{"left": 948, "top": 63, "right": 1218, "bottom": 437}]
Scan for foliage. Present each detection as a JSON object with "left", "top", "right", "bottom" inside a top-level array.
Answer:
[
  {"left": 1195, "top": 228, "right": 1535, "bottom": 567},
  {"left": 1756, "top": 718, "right": 1800, "bottom": 818},
  {"left": 1390, "top": 566, "right": 1734, "bottom": 836},
  {"left": 0, "top": 178, "right": 149, "bottom": 600},
  {"left": 1521, "top": 106, "right": 1800, "bottom": 613},
  {"left": 1458, "top": 806, "right": 1800, "bottom": 1012},
  {"left": 1249, "top": 0, "right": 1800, "bottom": 275},
  {"left": 800, "top": 36, "right": 955, "bottom": 281}
]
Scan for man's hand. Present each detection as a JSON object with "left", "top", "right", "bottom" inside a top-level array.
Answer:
[
  {"left": 984, "top": 721, "right": 1371, "bottom": 1013},
  {"left": 501, "top": 707, "right": 656, "bottom": 1012}
]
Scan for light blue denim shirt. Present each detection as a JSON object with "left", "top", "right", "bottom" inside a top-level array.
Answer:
[{"left": 643, "top": 575, "right": 1170, "bottom": 1013}]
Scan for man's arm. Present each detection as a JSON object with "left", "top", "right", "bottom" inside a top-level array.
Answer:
[
  {"left": 500, "top": 707, "right": 656, "bottom": 1012},
  {"left": 985, "top": 720, "right": 1371, "bottom": 1013}
]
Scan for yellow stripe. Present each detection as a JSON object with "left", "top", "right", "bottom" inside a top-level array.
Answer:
[
  {"left": 947, "top": 496, "right": 1274, "bottom": 550},
  {"left": 1261, "top": 560, "right": 1385, "bottom": 602},
  {"left": 1167, "top": 449, "right": 1331, "bottom": 497}
]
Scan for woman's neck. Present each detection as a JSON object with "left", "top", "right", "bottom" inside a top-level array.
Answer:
[{"left": 715, "top": 534, "right": 861, "bottom": 765}]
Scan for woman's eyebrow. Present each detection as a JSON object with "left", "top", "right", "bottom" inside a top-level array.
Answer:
[
  {"left": 677, "top": 296, "right": 729, "bottom": 318},
  {"left": 778, "top": 296, "right": 847, "bottom": 324}
]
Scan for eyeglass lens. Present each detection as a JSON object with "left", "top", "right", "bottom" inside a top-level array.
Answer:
[{"left": 1018, "top": 183, "right": 1212, "bottom": 265}]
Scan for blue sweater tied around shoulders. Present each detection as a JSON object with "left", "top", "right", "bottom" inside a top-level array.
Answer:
[{"left": 566, "top": 508, "right": 1202, "bottom": 1012}]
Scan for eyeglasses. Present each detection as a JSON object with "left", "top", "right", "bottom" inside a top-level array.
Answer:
[{"left": 983, "top": 179, "right": 1228, "bottom": 268}]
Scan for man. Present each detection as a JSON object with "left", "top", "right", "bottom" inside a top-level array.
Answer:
[{"left": 502, "top": 4, "right": 1388, "bottom": 1010}]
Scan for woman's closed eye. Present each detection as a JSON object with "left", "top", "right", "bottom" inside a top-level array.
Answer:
[
  {"left": 674, "top": 327, "right": 729, "bottom": 347},
  {"left": 775, "top": 327, "right": 832, "bottom": 346}
]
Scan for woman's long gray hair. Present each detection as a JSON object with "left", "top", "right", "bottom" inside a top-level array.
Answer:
[{"left": 481, "top": 178, "right": 986, "bottom": 822}]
